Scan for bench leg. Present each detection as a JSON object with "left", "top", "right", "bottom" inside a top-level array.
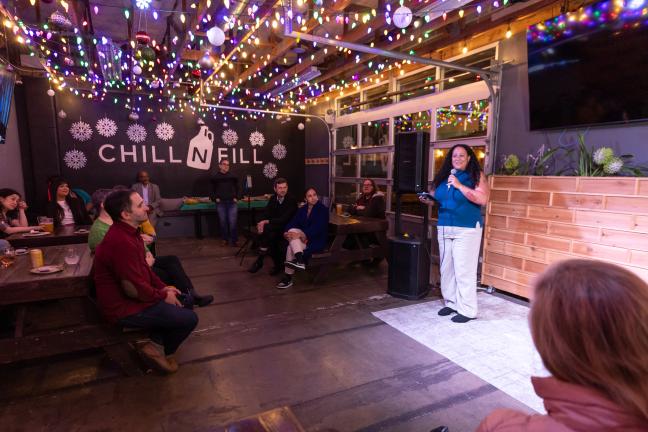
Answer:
[
  {"left": 103, "top": 343, "right": 145, "bottom": 376},
  {"left": 311, "top": 264, "right": 328, "bottom": 284}
]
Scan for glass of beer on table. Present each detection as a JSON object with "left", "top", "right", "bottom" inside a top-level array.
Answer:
[
  {"left": 37, "top": 216, "right": 54, "bottom": 233},
  {"left": 1, "top": 246, "right": 16, "bottom": 268}
]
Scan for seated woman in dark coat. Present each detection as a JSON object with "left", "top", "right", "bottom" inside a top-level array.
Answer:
[
  {"left": 349, "top": 178, "right": 385, "bottom": 219},
  {"left": 46, "top": 178, "right": 92, "bottom": 227},
  {"left": 277, "top": 187, "right": 329, "bottom": 289},
  {"left": 346, "top": 178, "right": 386, "bottom": 250}
]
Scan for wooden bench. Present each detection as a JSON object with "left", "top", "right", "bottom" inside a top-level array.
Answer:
[
  {"left": 308, "top": 214, "right": 389, "bottom": 283},
  {"left": 0, "top": 244, "right": 147, "bottom": 375},
  {"left": 0, "top": 323, "right": 148, "bottom": 376}
]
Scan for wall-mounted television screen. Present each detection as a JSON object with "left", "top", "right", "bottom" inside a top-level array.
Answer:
[{"left": 527, "top": 0, "right": 648, "bottom": 130}]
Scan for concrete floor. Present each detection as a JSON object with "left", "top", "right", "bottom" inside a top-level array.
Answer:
[{"left": 0, "top": 238, "right": 532, "bottom": 431}]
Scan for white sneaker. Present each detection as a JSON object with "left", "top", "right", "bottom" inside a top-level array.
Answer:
[{"left": 285, "top": 260, "right": 306, "bottom": 271}]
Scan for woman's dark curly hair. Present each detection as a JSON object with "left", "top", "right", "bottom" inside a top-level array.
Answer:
[
  {"left": 0, "top": 188, "right": 21, "bottom": 220},
  {"left": 432, "top": 144, "right": 483, "bottom": 189}
]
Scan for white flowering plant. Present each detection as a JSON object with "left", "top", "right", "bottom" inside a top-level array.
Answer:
[
  {"left": 499, "top": 135, "right": 646, "bottom": 177},
  {"left": 576, "top": 134, "right": 645, "bottom": 177}
]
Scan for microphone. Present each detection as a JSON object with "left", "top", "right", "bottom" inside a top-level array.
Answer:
[{"left": 448, "top": 168, "right": 457, "bottom": 189}]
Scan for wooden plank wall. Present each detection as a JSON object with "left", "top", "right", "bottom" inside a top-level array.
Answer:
[{"left": 482, "top": 175, "right": 648, "bottom": 298}]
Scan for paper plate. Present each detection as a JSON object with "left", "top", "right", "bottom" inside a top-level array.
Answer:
[
  {"left": 30, "top": 265, "right": 64, "bottom": 275},
  {"left": 23, "top": 231, "right": 51, "bottom": 237}
]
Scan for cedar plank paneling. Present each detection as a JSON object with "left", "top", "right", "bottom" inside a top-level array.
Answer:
[{"left": 482, "top": 176, "right": 648, "bottom": 298}]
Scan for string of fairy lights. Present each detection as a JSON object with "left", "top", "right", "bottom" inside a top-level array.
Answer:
[
  {"left": 1, "top": 0, "right": 524, "bottom": 114},
  {"left": 7, "top": 0, "right": 637, "bottom": 120}
]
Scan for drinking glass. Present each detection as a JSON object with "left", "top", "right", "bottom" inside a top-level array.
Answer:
[
  {"left": 37, "top": 216, "right": 54, "bottom": 233},
  {"left": 1, "top": 247, "right": 16, "bottom": 269},
  {"left": 64, "top": 247, "right": 80, "bottom": 266}
]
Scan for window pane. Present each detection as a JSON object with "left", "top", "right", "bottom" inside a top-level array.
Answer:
[
  {"left": 361, "top": 119, "right": 389, "bottom": 147},
  {"left": 363, "top": 84, "right": 391, "bottom": 109},
  {"left": 360, "top": 153, "right": 389, "bottom": 178},
  {"left": 334, "top": 182, "right": 357, "bottom": 205},
  {"left": 443, "top": 48, "right": 495, "bottom": 91},
  {"left": 395, "top": 111, "right": 431, "bottom": 133},
  {"left": 390, "top": 192, "right": 425, "bottom": 217},
  {"left": 337, "top": 93, "right": 361, "bottom": 116},
  {"left": 432, "top": 145, "right": 487, "bottom": 173},
  {"left": 334, "top": 154, "right": 357, "bottom": 177},
  {"left": 335, "top": 125, "right": 357, "bottom": 149},
  {"left": 436, "top": 100, "right": 489, "bottom": 140},
  {"left": 398, "top": 68, "right": 437, "bottom": 101}
]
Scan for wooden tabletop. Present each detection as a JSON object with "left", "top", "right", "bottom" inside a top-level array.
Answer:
[
  {"left": 0, "top": 243, "right": 93, "bottom": 306},
  {"left": 328, "top": 213, "right": 389, "bottom": 235},
  {"left": 6, "top": 225, "right": 91, "bottom": 248}
]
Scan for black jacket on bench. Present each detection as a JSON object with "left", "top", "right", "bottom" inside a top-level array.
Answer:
[{"left": 261, "top": 194, "right": 298, "bottom": 233}]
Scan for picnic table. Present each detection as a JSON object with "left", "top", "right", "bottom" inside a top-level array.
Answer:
[
  {"left": 0, "top": 244, "right": 144, "bottom": 374},
  {"left": 180, "top": 198, "right": 269, "bottom": 238},
  {"left": 310, "top": 213, "right": 389, "bottom": 281},
  {"left": 5, "top": 225, "right": 91, "bottom": 248}
]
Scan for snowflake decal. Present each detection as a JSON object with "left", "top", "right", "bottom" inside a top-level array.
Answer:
[
  {"left": 263, "top": 162, "right": 278, "bottom": 179},
  {"left": 249, "top": 130, "right": 265, "bottom": 147},
  {"left": 342, "top": 135, "right": 355, "bottom": 148},
  {"left": 126, "top": 124, "right": 147, "bottom": 143},
  {"left": 64, "top": 149, "right": 87, "bottom": 170},
  {"left": 95, "top": 117, "right": 117, "bottom": 137},
  {"left": 222, "top": 129, "right": 238, "bottom": 146},
  {"left": 69, "top": 121, "right": 93, "bottom": 142},
  {"left": 155, "top": 122, "right": 175, "bottom": 141},
  {"left": 362, "top": 135, "right": 374, "bottom": 146},
  {"left": 272, "top": 143, "right": 287, "bottom": 160}
]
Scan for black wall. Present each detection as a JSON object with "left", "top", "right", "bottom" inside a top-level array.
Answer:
[{"left": 17, "top": 78, "right": 305, "bottom": 213}]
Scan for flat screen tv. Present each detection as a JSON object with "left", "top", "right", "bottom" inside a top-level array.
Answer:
[{"left": 527, "top": 0, "right": 648, "bottom": 130}]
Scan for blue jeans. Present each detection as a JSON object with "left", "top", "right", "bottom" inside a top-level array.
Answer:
[
  {"left": 118, "top": 301, "right": 198, "bottom": 355},
  {"left": 216, "top": 201, "right": 238, "bottom": 243}
]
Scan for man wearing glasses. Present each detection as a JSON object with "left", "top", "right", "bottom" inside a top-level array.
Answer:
[{"left": 210, "top": 158, "right": 239, "bottom": 246}]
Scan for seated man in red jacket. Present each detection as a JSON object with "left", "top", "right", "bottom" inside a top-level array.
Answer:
[{"left": 94, "top": 190, "right": 198, "bottom": 373}]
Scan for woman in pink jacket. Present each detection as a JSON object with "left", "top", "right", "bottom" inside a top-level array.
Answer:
[{"left": 478, "top": 259, "right": 648, "bottom": 432}]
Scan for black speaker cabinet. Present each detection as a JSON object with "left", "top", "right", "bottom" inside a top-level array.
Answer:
[
  {"left": 394, "top": 131, "right": 430, "bottom": 193},
  {"left": 387, "top": 237, "right": 430, "bottom": 300}
]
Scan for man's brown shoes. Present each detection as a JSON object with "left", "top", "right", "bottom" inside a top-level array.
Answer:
[{"left": 138, "top": 342, "right": 178, "bottom": 374}]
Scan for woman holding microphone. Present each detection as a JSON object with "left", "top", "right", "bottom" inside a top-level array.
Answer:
[{"left": 420, "top": 144, "right": 489, "bottom": 323}]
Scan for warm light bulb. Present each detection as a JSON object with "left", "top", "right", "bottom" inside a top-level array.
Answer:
[
  {"left": 462, "top": 44, "right": 468, "bottom": 54},
  {"left": 506, "top": 25, "right": 512, "bottom": 38}
]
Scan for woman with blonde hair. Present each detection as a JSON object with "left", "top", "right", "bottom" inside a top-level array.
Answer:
[{"left": 478, "top": 259, "right": 648, "bottom": 431}]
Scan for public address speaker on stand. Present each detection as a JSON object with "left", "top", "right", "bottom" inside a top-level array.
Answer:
[{"left": 388, "top": 131, "right": 431, "bottom": 300}]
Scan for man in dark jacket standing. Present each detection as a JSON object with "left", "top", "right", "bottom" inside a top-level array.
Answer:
[
  {"left": 210, "top": 158, "right": 239, "bottom": 246},
  {"left": 249, "top": 178, "right": 298, "bottom": 275}
]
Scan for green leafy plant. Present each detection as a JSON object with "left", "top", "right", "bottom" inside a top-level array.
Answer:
[{"left": 498, "top": 146, "right": 566, "bottom": 176}]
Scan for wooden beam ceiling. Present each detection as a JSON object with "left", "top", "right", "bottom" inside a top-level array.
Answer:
[
  {"left": 203, "top": 0, "right": 283, "bottom": 88},
  {"left": 167, "top": 0, "right": 211, "bottom": 80},
  {"left": 228, "top": 0, "right": 354, "bottom": 93},
  {"left": 258, "top": 0, "right": 421, "bottom": 94}
]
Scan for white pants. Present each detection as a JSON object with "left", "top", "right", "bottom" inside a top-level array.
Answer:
[
  {"left": 285, "top": 228, "right": 306, "bottom": 275},
  {"left": 437, "top": 224, "right": 483, "bottom": 318}
]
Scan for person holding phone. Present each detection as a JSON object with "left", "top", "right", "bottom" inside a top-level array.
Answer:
[{"left": 419, "top": 144, "right": 489, "bottom": 323}]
